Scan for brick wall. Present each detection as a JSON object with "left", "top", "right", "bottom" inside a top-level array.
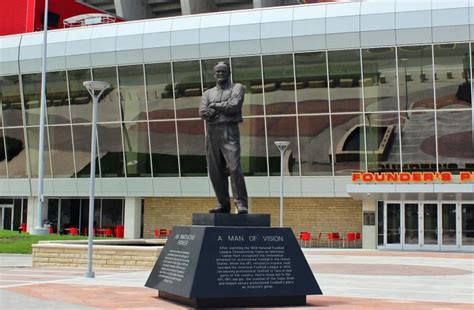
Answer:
[
  {"left": 32, "top": 243, "right": 161, "bottom": 270},
  {"left": 143, "top": 197, "right": 362, "bottom": 241}
]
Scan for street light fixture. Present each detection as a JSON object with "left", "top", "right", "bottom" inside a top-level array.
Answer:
[
  {"left": 83, "top": 80, "right": 110, "bottom": 278},
  {"left": 32, "top": 0, "right": 50, "bottom": 235},
  {"left": 274, "top": 141, "right": 290, "bottom": 228}
]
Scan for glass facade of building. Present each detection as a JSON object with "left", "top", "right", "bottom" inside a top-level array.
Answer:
[{"left": 1, "top": 44, "right": 473, "bottom": 180}]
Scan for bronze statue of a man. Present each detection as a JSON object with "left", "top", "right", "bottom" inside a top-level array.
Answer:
[{"left": 199, "top": 61, "right": 248, "bottom": 214}]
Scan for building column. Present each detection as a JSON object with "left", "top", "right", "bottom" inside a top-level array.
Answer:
[
  {"left": 124, "top": 197, "right": 142, "bottom": 239},
  {"left": 180, "top": 0, "right": 216, "bottom": 15},
  {"left": 114, "top": 0, "right": 148, "bottom": 20},
  {"left": 26, "top": 197, "right": 48, "bottom": 233},
  {"left": 362, "top": 200, "right": 377, "bottom": 249}
]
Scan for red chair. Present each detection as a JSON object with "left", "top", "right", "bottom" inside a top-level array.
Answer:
[
  {"left": 68, "top": 227, "right": 78, "bottom": 236},
  {"left": 327, "top": 232, "right": 342, "bottom": 247},
  {"left": 345, "top": 232, "right": 356, "bottom": 248},
  {"left": 19, "top": 223, "right": 27, "bottom": 233},
  {"left": 355, "top": 232, "right": 361, "bottom": 247},
  {"left": 105, "top": 228, "right": 114, "bottom": 237},
  {"left": 114, "top": 225, "right": 124, "bottom": 238},
  {"left": 299, "top": 231, "right": 311, "bottom": 247},
  {"left": 49, "top": 226, "right": 54, "bottom": 234},
  {"left": 154, "top": 229, "right": 159, "bottom": 238}
]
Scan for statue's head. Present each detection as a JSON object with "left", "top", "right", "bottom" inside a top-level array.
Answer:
[{"left": 213, "top": 61, "right": 230, "bottom": 85}]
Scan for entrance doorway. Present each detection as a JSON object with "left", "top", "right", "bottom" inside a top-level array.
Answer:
[
  {"left": 379, "top": 201, "right": 473, "bottom": 251},
  {"left": 0, "top": 204, "right": 13, "bottom": 230}
]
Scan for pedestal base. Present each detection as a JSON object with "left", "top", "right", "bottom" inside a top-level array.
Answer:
[
  {"left": 159, "top": 291, "right": 306, "bottom": 308},
  {"left": 30, "top": 228, "right": 49, "bottom": 235},
  {"left": 145, "top": 217, "right": 322, "bottom": 308}
]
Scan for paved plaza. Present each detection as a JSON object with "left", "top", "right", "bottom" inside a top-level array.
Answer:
[{"left": 0, "top": 250, "right": 472, "bottom": 309}]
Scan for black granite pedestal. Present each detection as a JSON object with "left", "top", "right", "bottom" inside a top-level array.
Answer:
[{"left": 145, "top": 214, "right": 322, "bottom": 308}]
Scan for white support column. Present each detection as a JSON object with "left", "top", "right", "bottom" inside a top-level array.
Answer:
[
  {"left": 124, "top": 197, "right": 142, "bottom": 239},
  {"left": 27, "top": 197, "right": 40, "bottom": 233},
  {"left": 362, "top": 200, "right": 377, "bottom": 249},
  {"left": 27, "top": 197, "right": 50, "bottom": 233},
  {"left": 180, "top": 0, "right": 216, "bottom": 15}
]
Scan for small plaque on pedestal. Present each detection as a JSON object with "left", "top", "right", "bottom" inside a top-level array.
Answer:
[{"left": 145, "top": 214, "right": 322, "bottom": 308}]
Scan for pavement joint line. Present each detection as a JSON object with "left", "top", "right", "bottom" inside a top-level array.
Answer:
[
  {"left": 0, "top": 272, "right": 123, "bottom": 289},
  {"left": 0, "top": 273, "right": 75, "bottom": 278},
  {"left": 321, "top": 293, "right": 474, "bottom": 305},
  {"left": 322, "top": 285, "right": 474, "bottom": 298}
]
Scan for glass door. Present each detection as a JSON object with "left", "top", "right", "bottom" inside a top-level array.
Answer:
[
  {"left": 441, "top": 203, "right": 458, "bottom": 249},
  {"left": 422, "top": 203, "right": 439, "bottom": 249},
  {"left": 0, "top": 205, "right": 13, "bottom": 230},
  {"left": 461, "top": 203, "right": 474, "bottom": 250},
  {"left": 386, "top": 203, "right": 401, "bottom": 248},
  {"left": 403, "top": 203, "right": 419, "bottom": 249}
]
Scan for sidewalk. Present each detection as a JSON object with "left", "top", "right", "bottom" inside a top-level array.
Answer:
[{"left": 0, "top": 250, "right": 473, "bottom": 309}]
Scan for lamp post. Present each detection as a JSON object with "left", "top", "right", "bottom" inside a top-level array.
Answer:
[
  {"left": 32, "top": 0, "right": 50, "bottom": 235},
  {"left": 274, "top": 141, "right": 290, "bottom": 228},
  {"left": 400, "top": 58, "right": 409, "bottom": 119},
  {"left": 83, "top": 80, "right": 110, "bottom": 278}
]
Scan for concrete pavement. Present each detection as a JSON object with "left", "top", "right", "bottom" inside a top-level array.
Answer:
[{"left": 0, "top": 249, "right": 472, "bottom": 309}]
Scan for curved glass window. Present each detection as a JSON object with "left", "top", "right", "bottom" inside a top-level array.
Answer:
[
  {"left": 362, "top": 48, "right": 398, "bottom": 112},
  {"left": 145, "top": 63, "right": 174, "bottom": 120},
  {"left": 173, "top": 61, "right": 201, "bottom": 119},
  {"left": 68, "top": 69, "right": 92, "bottom": 124},
  {"left": 436, "top": 110, "right": 473, "bottom": 172},
  {"left": 266, "top": 116, "right": 299, "bottom": 176},
  {"left": 298, "top": 114, "right": 332, "bottom": 176},
  {"left": 0, "top": 75, "right": 23, "bottom": 127},
  {"left": 365, "top": 112, "right": 401, "bottom": 172},
  {"left": 3, "top": 127, "right": 27, "bottom": 178},
  {"left": 97, "top": 123, "right": 124, "bottom": 177},
  {"left": 123, "top": 122, "right": 151, "bottom": 177},
  {"left": 331, "top": 114, "right": 366, "bottom": 175},
  {"left": 240, "top": 117, "right": 267, "bottom": 176},
  {"left": 118, "top": 65, "right": 147, "bottom": 121},
  {"left": 49, "top": 125, "right": 75, "bottom": 178},
  {"left": 27, "top": 126, "right": 52, "bottom": 178},
  {"left": 328, "top": 50, "right": 362, "bottom": 113},
  {"left": 0, "top": 129, "right": 7, "bottom": 178},
  {"left": 397, "top": 45, "right": 434, "bottom": 112},
  {"left": 231, "top": 56, "right": 264, "bottom": 116},
  {"left": 149, "top": 120, "right": 179, "bottom": 177},
  {"left": 295, "top": 52, "right": 329, "bottom": 114},
  {"left": 434, "top": 43, "right": 471, "bottom": 110},
  {"left": 46, "top": 71, "right": 70, "bottom": 125},
  {"left": 262, "top": 54, "right": 296, "bottom": 115},
  {"left": 72, "top": 124, "right": 98, "bottom": 178},
  {"left": 177, "top": 119, "right": 206, "bottom": 176},
  {"left": 22, "top": 74, "right": 42, "bottom": 126},
  {"left": 400, "top": 110, "right": 436, "bottom": 172},
  {"left": 92, "top": 67, "right": 121, "bottom": 122}
]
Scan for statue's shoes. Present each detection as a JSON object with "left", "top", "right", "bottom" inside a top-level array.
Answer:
[
  {"left": 209, "top": 206, "right": 230, "bottom": 213},
  {"left": 236, "top": 206, "right": 248, "bottom": 214}
]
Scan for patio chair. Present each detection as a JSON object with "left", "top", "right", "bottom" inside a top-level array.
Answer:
[
  {"left": 327, "top": 232, "right": 342, "bottom": 247},
  {"left": 299, "top": 231, "right": 311, "bottom": 247}
]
